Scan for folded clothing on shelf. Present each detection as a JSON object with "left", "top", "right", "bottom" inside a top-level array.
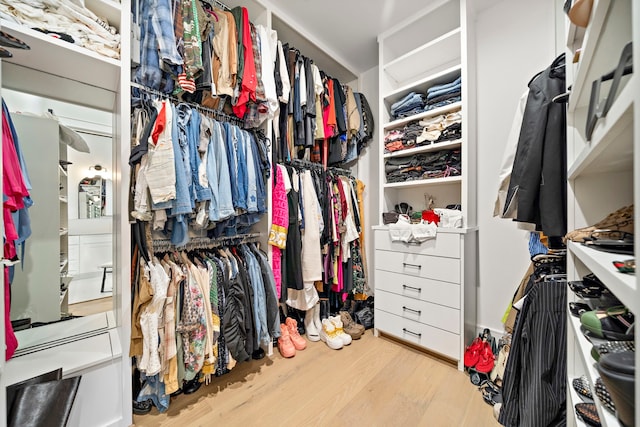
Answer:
[{"left": 385, "top": 149, "right": 461, "bottom": 183}]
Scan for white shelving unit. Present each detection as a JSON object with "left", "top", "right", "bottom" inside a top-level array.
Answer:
[
  {"left": 0, "top": 0, "right": 131, "bottom": 425},
  {"left": 565, "top": 0, "right": 637, "bottom": 425},
  {"left": 374, "top": 0, "right": 477, "bottom": 370}
]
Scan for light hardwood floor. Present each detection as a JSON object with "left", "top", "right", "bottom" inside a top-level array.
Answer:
[
  {"left": 68, "top": 296, "right": 113, "bottom": 317},
  {"left": 133, "top": 332, "right": 499, "bottom": 427}
]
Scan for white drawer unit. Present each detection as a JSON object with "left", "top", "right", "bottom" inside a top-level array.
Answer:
[
  {"left": 375, "top": 269, "right": 460, "bottom": 309},
  {"left": 374, "top": 229, "right": 460, "bottom": 258},
  {"left": 373, "top": 228, "right": 476, "bottom": 370},
  {"left": 376, "top": 289, "right": 460, "bottom": 334},
  {"left": 374, "top": 309, "right": 460, "bottom": 360},
  {"left": 374, "top": 250, "right": 461, "bottom": 283}
]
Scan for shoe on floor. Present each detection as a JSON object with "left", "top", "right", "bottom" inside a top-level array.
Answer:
[
  {"left": 305, "top": 306, "right": 320, "bottom": 342},
  {"left": 278, "top": 323, "right": 296, "bottom": 358},
  {"left": 319, "top": 318, "right": 343, "bottom": 350},
  {"left": 132, "top": 399, "right": 152, "bottom": 415},
  {"left": 340, "top": 310, "right": 364, "bottom": 339},
  {"left": 329, "top": 315, "right": 352, "bottom": 346},
  {"left": 286, "top": 317, "right": 307, "bottom": 350}
]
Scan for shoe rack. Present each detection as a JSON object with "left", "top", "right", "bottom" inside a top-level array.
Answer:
[{"left": 564, "top": 0, "right": 637, "bottom": 426}]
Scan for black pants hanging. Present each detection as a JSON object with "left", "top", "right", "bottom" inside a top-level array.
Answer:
[{"left": 499, "top": 278, "right": 567, "bottom": 427}]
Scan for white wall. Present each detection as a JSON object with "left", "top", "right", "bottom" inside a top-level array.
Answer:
[
  {"left": 355, "top": 66, "right": 380, "bottom": 292},
  {"left": 475, "top": 0, "right": 557, "bottom": 334}
]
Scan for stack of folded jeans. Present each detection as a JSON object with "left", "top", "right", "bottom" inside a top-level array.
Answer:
[
  {"left": 424, "top": 76, "right": 462, "bottom": 112},
  {"left": 390, "top": 92, "right": 427, "bottom": 119},
  {"left": 385, "top": 149, "right": 462, "bottom": 183}
]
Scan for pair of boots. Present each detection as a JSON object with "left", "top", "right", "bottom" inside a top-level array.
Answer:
[
  {"left": 319, "top": 316, "right": 353, "bottom": 350},
  {"left": 278, "top": 317, "right": 307, "bottom": 358}
]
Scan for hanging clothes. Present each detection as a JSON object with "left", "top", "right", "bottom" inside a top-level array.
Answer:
[{"left": 503, "top": 54, "right": 567, "bottom": 239}]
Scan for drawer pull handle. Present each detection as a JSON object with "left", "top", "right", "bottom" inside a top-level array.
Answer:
[
  {"left": 402, "top": 306, "right": 421, "bottom": 315},
  {"left": 402, "top": 284, "right": 422, "bottom": 292},
  {"left": 402, "top": 262, "right": 422, "bottom": 269},
  {"left": 403, "top": 328, "right": 422, "bottom": 338}
]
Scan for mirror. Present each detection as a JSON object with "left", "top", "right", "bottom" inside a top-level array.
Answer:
[
  {"left": 78, "top": 172, "right": 108, "bottom": 219},
  {"left": 3, "top": 88, "right": 115, "bottom": 354}
]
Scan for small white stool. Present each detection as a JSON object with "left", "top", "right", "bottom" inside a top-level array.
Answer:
[{"left": 98, "top": 262, "right": 113, "bottom": 293}]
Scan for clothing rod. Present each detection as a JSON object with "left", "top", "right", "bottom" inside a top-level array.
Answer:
[
  {"left": 152, "top": 232, "right": 263, "bottom": 252},
  {"left": 284, "top": 159, "right": 353, "bottom": 177},
  {"left": 130, "top": 82, "right": 244, "bottom": 127}
]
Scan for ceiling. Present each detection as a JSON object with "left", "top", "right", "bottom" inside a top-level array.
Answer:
[{"left": 266, "top": 0, "right": 436, "bottom": 78}]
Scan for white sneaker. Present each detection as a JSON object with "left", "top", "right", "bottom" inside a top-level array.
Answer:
[
  {"left": 305, "top": 307, "right": 320, "bottom": 342},
  {"left": 319, "top": 318, "right": 343, "bottom": 350},
  {"left": 329, "top": 315, "right": 352, "bottom": 346}
]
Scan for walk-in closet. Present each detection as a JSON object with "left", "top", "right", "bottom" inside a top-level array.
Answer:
[{"left": 0, "top": 1, "right": 637, "bottom": 426}]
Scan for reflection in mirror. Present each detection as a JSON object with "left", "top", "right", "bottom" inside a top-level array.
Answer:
[
  {"left": 3, "top": 89, "right": 115, "bottom": 354},
  {"left": 79, "top": 171, "right": 108, "bottom": 219}
]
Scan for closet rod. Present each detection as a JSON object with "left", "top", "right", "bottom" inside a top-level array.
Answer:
[
  {"left": 284, "top": 159, "right": 353, "bottom": 177},
  {"left": 152, "top": 232, "right": 262, "bottom": 252},
  {"left": 130, "top": 82, "right": 244, "bottom": 127}
]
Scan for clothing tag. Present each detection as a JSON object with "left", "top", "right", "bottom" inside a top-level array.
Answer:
[{"left": 513, "top": 295, "right": 527, "bottom": 310}]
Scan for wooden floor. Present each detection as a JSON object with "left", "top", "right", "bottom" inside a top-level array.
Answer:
[
  {"left": 68, "top": 296, "right": 113, "bottom": 317},
  {"left": 133, "top": 331, "right": 500, "bottom": 427}
]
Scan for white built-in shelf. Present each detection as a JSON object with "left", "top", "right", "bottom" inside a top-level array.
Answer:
[
  {"left": 12, "top": 312, "right": 114, "bottom": 356},
  {"left": 383, "top": 102, "right": 462, "bottom": 131},
  {"left": 384, "top": 139, "right": 462, "bottom": 159},
  {"left": 59, "top": 228, "right": 69, "bottom": 236},
  {"left": 85, "top": 0, "right": 122, "bottom": 32},
  {"left": 59, "top": 196, "right": 68, "bottom": 204},
  {"left": 566, "top": 17, "right": 586, "bottom": 54},
  {"left": 60, "top": 258, "right": 68, "bottom": 272},
  {"left": 383, "top": 65, "right": 461, "bottom": 105},
  {"left": 1, "top": 20, "right": 121, "bottom": 98},
  {"left": 60, "top": 288, "right": 68, "bottom": 304},
  {"left": 58, "top": 165, "right": 68, "bottom": 177},
  {"left": 6, "top": 332, "right": 117, "bottom": 385},
  {"left": 568, "top": 241, "right": 637, "bottom": 315},
  {"left": 568, "top": 0, "right": 631, "bottom": 112},
  {"left": 383, "top": 28, "right": 461, "bottom": 88},
  {"left": 568, "top": 314, "right": 621, "bottom": 427},
  {"left": 569, "top": 313, "right": 600, "bottom": 392},
  {"left": 384, "top": 175, "right": 462, "bottom": 189},
  {"left": 568, "top": 75, "right": 634, "bottom": 179}
]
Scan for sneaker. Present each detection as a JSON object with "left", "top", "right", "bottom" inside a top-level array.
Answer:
[
  {"left": 285, "top": 317, "right": 307, "bottom": 350},
  {"left": 329, "top": 315, "right": 352, "bottom": 346},
  {"left": 319, "top": 318, "right": 343, "bottom": 350},
  {"left": 339, "top": 311, "right": 364, "bottom": 339},
  {"left": 278, "top": 323, "right": 296, "bottom": 358}
]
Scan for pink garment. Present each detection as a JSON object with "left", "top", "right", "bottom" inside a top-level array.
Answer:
[
  {"left": 3, "top": 110, "right": 28, "bottom": 360},
  {"left": 5, "top": 268, "right": 17, "bottom": 360},
  {"left": 269, "top": 164, "right": 288, "bottom": 298}
]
